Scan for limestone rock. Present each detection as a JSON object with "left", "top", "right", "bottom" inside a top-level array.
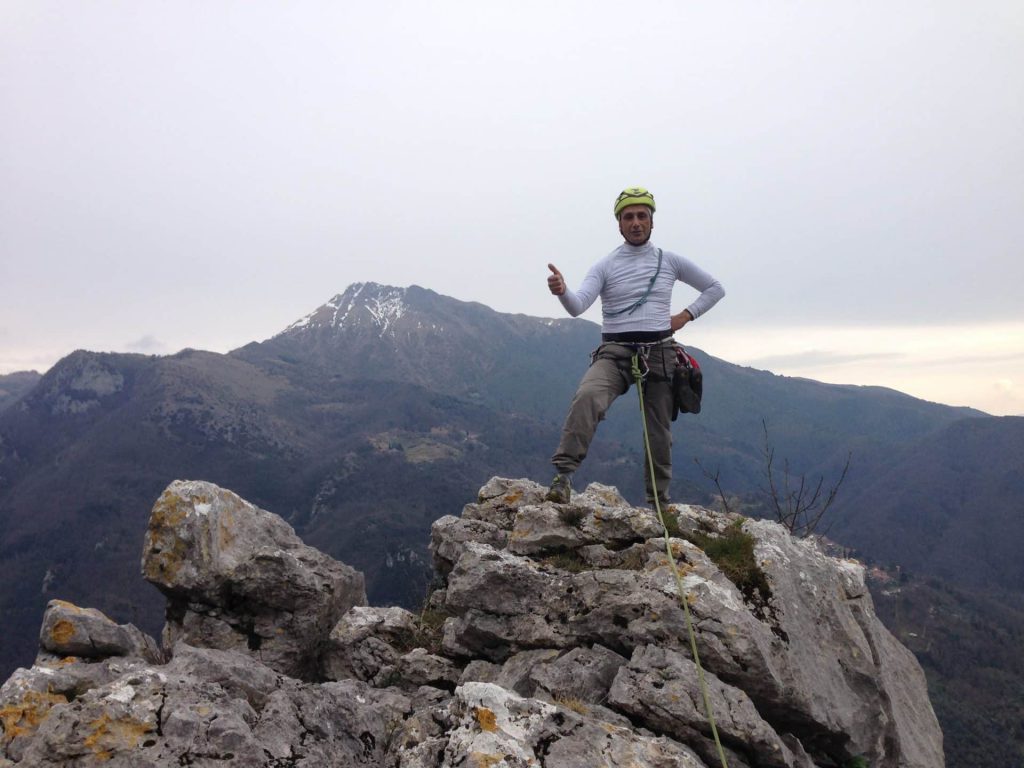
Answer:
[
  {"left": 608, "top": 644, "right": 811, "bottom": 768},
  {"left": 428, "top": 477, "right": 944, "bottom": 768},
  {"left": 472, "top": 476, "right": 549, "bottom": 523},
  {"left": 320, "top": 605, "right": 419, "bottom": 685},
  {"left": 166, "top": 643, "right": 283, "bottom": 710},
  {"left": 37, "top": 600, "right": 160, "bottom": 663},
  {"left": 141, "top": 479, "right": 366, "bottom": 679},
  {"left": 528, "top": 644, "right": 628, "bottom": 705},
  {"left": 430, "top": 515, "right": 509, "bottom": 576},
  {"left": 2, "top": 476, "right": 944, "bottom": 768},
  {"left": 443, "top": 681, "right": 707, "bottom": 768},
  {"left": 397, "top": 649, "right": 460, "bottom": 691},
  {"left": 0, "top": 657, "right": 153, "bottom": 764},
  {"left": 2, "top": 648, "right": 413, "bottom": 767},
  {"left": 485, "top": 648, "right": 561, "bottom": 698}
]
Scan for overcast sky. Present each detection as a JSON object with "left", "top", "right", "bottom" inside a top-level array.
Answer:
[{"left": 2, "top": 2, "right": 1022, "bottom": 415}]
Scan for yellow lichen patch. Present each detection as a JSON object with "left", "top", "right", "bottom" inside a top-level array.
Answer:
[
  {"left": 83, "top": 713, "right": 155, "bottom": 760},
  {"left": 149, "top": 490, "right": 190, "bottom": 532},
  {"left": 0, "top": 691, "right": 68, "bottom": 746},
  {"left": 474, "top": 707, "right": 498, "bottom": 732},
  {"left": 143, "top": 490, "right": 194, "bottom": 583},
  {"left": 469, "top": 752, "right": 506, "bottom": 768},
  {"left": 38, "top": 655, "right": 78, "bottom": 670},
  {"left": 51, "top": 619, "right": 77, "bottom": 646},
  {"left": 503, "top": 491, "right": 522, "bottom": 504}
]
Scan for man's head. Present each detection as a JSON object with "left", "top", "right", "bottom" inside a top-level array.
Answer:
[{"left": 614, "top": 187, "right": 655, "bottom": 246}]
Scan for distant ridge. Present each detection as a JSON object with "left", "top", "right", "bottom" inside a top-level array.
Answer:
[
  {"left": 1, "top": 283, "right": 1021, "bottom": 763},
  {"left": 833, "top": 414, "right": 1024, "bottom": 591},
  {"left": 0, "top": 370, "right": 42, "bottom": 413},
  {"left": 233, "top": 282, "right": 596, "bottom": 422}
]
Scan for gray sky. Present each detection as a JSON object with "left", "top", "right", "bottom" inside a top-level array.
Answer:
[{"left": 2, "top": 2, "right": 1022, "bottom": 414}]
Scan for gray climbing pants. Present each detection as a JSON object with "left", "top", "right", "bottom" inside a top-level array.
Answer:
[{"left": 551, "top": 340, "right": 676, "bottom": 504}]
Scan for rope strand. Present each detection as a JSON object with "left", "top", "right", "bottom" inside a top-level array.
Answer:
[{"left": 631, "top": 351, "right": 729, "bottom": 768}]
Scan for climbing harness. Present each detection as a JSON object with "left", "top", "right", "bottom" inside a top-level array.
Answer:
[
  {"left": 605, "top": 249, "right": 663, "bottom": 318},
  {"left": 631, "top": 350, "right": 729, "bottom": 768}
]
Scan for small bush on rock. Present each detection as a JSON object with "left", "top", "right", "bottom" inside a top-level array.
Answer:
[
  {"left": 684, "top": 520, "right": 771, "bottom": 608},
  {"left": 541, "top": 551, "right": 588, "bottom": 573},
  {"left": 557, "top": 505, "right": 586, "bottom": 527},
  {"left": 410, "top": 606, "right": 453, "bottom": 654},
  {"left": 660, "top": 510, "right": 682, "bottom": 538}
]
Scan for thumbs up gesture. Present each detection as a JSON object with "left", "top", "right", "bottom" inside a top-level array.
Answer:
[{"left": 547, "top": 263, "right": 566, "bottom": 296}]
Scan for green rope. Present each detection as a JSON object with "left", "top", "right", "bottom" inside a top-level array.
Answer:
[{"left": 631, "top": 351, "right": 729, "bottom": 768}]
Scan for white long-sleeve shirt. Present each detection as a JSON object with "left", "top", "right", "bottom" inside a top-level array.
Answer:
[{"left": 558, "top": 241, "right": 725, "bottom": 334}]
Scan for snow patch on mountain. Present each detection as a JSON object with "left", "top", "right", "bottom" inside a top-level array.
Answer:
[
  {"left": 364, "top": 289, "right": 407, "bottom": 337},
  {"left": 281, "top": 283, "right": 408, "bottom": 336}
]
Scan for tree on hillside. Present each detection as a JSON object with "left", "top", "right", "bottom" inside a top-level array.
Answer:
[
  {"left": 695, "top": 420, "right": 851, "bottom": 539},
  {"left": 760, "top": 419, "right": 850, "bottom": 538}
]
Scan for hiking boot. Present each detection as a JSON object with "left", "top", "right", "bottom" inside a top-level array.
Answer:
[
  {"left": 647, "top": 494, "right": 670, "bottom": 510},
  {"left": 545, "top": 473, "right": 572, "bottom": 504}
]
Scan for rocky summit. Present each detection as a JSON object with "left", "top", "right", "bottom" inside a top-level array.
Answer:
[{"left": 0, "top": 477, "right": 943, "bottom": 767}]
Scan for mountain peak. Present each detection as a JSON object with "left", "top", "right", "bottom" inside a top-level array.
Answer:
[{"left": 281, "top": 282, "right": 410, "bottom": 338}]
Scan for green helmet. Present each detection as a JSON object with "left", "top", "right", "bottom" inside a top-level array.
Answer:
[{"left": 614, "top": 187, "right": 656, "bottom": 217}]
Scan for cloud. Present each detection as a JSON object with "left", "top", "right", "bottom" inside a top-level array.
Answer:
[
  {"left": 744, "top": 350, "right": 906, "bottom": 370},
  {"left": 994, "top": 378, "right": 1014, "bottom": 393},
  {"left": 124, "top": 335, "right": 166, "bottom": 353},
  {"left": 694, "top": 321, "right": 1024, "bottom": 416}
]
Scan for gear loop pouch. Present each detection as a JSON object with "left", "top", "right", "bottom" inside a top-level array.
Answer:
[{"left": 671, "top": 344, "right": 703, "bottom": 419}]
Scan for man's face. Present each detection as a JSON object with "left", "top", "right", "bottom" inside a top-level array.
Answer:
[{"left": 618, "top": 204, "right": 654, "bottom": 246}]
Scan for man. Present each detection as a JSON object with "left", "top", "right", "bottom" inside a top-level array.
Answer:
[{"left": 545, "top": 186, "right": 724, "bottom": 506}]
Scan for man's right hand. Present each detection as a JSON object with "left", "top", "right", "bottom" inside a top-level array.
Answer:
[{"left": 547, "top": 263, "right": 566, "bottom": 296}]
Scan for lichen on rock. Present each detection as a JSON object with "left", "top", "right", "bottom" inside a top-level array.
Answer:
[{"left": 0, "top": 476, "right": 944, "bottom": 767}]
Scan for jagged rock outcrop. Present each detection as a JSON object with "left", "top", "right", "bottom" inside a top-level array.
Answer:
[
  {"left": 37, "top": 600, "right": 162, "bottom": 664},
  {"left": 141, "top": 480, "right": 367, "bottom": 680},
  {"left": 0, "top": 477, "right": 944, "bottom": 767}
]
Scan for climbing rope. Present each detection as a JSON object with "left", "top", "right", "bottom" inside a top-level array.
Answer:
[{"left": 631, "top": 350, "right": 729, "bottom": 768}]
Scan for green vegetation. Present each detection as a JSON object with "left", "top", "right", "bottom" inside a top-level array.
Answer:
[
  {"left": 659, "top": 509, "right": 682, "bottom": 538},
  {"left": 557, "top": 505, "right": 586, "bottom": 528},
  {"left": 683, "top": 520, "right": 771, "bottom": 607},
  {"left": 541, "top": 551, "right": 588, "bottom": 573},
  {"left": 552, "top": 695, "right": 590, "bottom": 715},
  {"left": 616, "top": 547, "right": 648, "bottom": 571},
  {"left": 869, "top": 570, "right": 1024, "bottom": 768},
  {"left": 409, "top": 606, "right": 452, "bottom": 655}
]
